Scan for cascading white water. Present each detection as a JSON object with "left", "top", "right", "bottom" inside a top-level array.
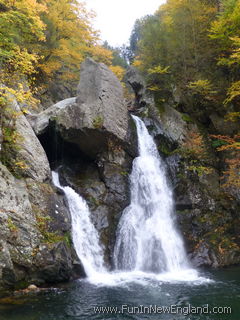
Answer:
[
  {"left": 114, "top": 115, "right": 190, "bottom": 274},
  {"left": 50, "top": 118, "right": 206, "bottom": 286},
  {"left": 52, "top": 171, "right": 105, "bottom": 277}
]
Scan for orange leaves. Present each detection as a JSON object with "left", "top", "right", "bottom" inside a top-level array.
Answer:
[
  {"left": 182, "top": 131, "right": 207, "bottom": 160},
  {"left": 211, "top": 134, "right": 240, "bottom": 190},
  {"left": 211, "top": 134, "right": 240, "bottom": 152}
]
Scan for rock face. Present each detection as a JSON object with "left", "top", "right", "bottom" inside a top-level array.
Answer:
[
  {"left": 2, "top": 98, "right": 50, "bottom": 182},
  {"left": 174, "top": 160, "right": 240, "bottom": 268},
  {"left": 0, "top": 159, "right": 83, "bottom": 291},
  {"left": 0, "top": 99, "right": 84, "bottom": 292},
  {"left": 126, "top": 67, "right": 240, "bottom": 268}
]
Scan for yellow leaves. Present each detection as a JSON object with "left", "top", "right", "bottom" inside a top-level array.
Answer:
[
  {"left": 148, "top": 85, "right": 161, "bottom": 92},
  {"left": 2, "top": 128, "right": 20, "bottom": 145},
  {"left": 188, "top": 165, "right": 213, "bottom": 177},
  {"left": 132, "top": 58, "right": 143, "bottom": 68},
  {"left": 109, "top": 65, "right": 125, "bottom": 81},
  {"left": 211, "top": 135, "right": 240, "bottom": 152},
  {"left": 0, "top": 84, "right": 39, "bottom": 111},
  {"left": 90, "top": 45, "right": 113, "bottom": 66},
  {"left": 224, "top": 80, "right": 240, "bottom": 104},
  {"left": 217, "top": 37, "right": 240, "bottom": 67},
  {"left": 225, "top": 112, "right": 240, "bottom": 122},
  {"left": 22, "top": 0, "right": 47, "bottom": 39},
  {"left": 182, "top": 130, "right": 208, "bottom": 161},
  {"left": 148, "top": 65, "right": 170, "bottom": 75},
  {"left": 223, "top": 159, "right": 240, "bottom": 189},
  {"left": 8, "top": 47, "right": 38, "bottom": 76},
  {"left": 36, "top": 0, "right": 112, "bottom": 82},
  {"left": 162, "top": 14, "right": 174, "bottom": 28},
  {"left": 14, "top": 160, "right": 28, "bottom": 170},
  {"left": 39, "top": 60, "right": 62, "bottom": 77},
  {"left": 187, "top": 79, "right": 216, "bottom": 96},
  {"left": 11, "top": 0, "right": 46, "bottom": 42}
]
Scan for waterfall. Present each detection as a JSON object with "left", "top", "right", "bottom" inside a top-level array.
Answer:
[
  {"left": 51, "top": 117, "right": 204, "bottom": 286},
  {"left": 114, "top": 115, "right": 190, "bottom": 274},
  {"left": 52, "top": 171, "right": 105, "bottom": 277}
]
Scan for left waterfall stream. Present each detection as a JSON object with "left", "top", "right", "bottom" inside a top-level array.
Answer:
[{"left": 52, "top": 171, "right": 106, "bottom": 278}]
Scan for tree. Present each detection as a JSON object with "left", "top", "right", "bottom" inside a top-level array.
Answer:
[
  {"left": 0, "top": 0, "right": 115, "bottom": 107},
  {"left": 210, "top": 0, "right": 240, "bottom": 110},
  {"left": 0, "top": 0, "right": 46, "bottom": 78},
  {"left": 38, "top": 0, "right": 110, "bottom": 81}
]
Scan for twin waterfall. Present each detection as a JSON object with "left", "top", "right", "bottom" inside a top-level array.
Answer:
[{"left": 52, "top": 116, "right": 193, "bottom": 281}]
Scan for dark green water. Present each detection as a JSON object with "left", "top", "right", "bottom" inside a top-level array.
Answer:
[{"left": 1, "top": 268, "right": 239, "bottom": 320}]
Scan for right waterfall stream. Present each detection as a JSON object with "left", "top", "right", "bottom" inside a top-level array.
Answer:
[{"left": 114, "top": 115, "right": 193, "bottom": 276}]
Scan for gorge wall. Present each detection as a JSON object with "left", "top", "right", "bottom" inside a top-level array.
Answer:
[
  {"left": 0, "top": 58, "right": 239, "bottom": 292},
  {"left": 126, "top": 67, "right": 240, "bottom": 268}
]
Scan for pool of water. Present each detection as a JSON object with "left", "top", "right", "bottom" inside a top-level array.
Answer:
[{"left": 1, "top": 267, "right": 239, "bottom": 320}]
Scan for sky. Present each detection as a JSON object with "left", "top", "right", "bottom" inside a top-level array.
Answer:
[{"left": 84, "top": 0, "right": 166, "bottom": 47}]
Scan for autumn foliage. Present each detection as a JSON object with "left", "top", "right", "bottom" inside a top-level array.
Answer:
[
  {"left": 211, "top": 135, "right": 240, "bottom": 190},
  {"left": 0, "top": 0, "right": 121, "bottom": 111}
]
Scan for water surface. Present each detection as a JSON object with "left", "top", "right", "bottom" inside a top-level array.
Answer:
[{"left": 1, "top": 267, "right": 239, "bottom": 320}]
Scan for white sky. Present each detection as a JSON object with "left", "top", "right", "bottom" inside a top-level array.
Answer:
[{"left": 84, "top": 0, "right": 166, "bottom": 47}]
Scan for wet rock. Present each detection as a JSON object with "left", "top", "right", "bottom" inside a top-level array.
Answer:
[
  {"left": 58, "top": 149, "right": 132, "bottom": 267},
  {"left": 175, "top": 161, "right": 240, "bottom": 267},
  {"left": 125, "top": 66, "right": 154, "bottom": 112},
  {"left": 190, "top": 242, "right": 218, "bottom": 268}
]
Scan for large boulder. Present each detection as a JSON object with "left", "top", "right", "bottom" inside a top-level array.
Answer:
[{"left": 31, "top": 58, "right": 132, "bottom": 158}]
